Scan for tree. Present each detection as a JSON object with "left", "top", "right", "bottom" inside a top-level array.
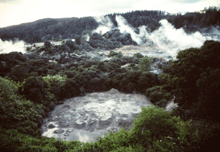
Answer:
[
  {"left": 20, "top": 76, "right": 49, "bottom": 104},
  {"left": 138, "top": 56, "right": 152, "bottom": 71},
  {"left": 196, "top": 68, "right": 220, "bottom": 117},
  {"left": 165, "top": 40, "right": 220, "bottom": 117},
  {"left": 129, "top": 106, "right": 189, "bottom": 151}
]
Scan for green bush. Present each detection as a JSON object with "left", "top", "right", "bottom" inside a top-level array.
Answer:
[
  {"left": 108, "top": 50, "right": 119, "bottom": 57},
  {"left": 138, "top": 72, "right": 161, "bottom": 93},
  {"left": 196, "top": 68, "right": 220, "bottom": 118},
  {"left": 129, "top": 106, "right": 189, "bottom": 151},
  {"left": 0, "top": 77, "right": 44, "bottom": 136},
  {"left": 92, "top": 106, "right": 189, "bottom": 152},
  {"left": 149, "top": 91, "right": 164, "bottom": 103},
  {"left": 0, "top": 77, "right": 19, "bottom": 102},
  {"left": 138, "top": 56, "right": 152, "bottom": 72},
  {"left": 184, "top": 119, "right": 220, "bottom": 151},
  {"left": 9, "top": 65, "right": 30, "bottom": 82},
  {"left": 133, "top": 53, "right": 144, "bottom": 59},
  {"left": 19, "top": 76, "right": 49, "bottom": 104},
  {"left": 145, "top": 85, "right": 162, "bottom": 97},
  {"left": 146, "top": 85, "right": 174, "bottom": 105},
  {"left": 60, "top": 78, "right": 80, "bottom": 99},
  {"left": 163, "top": 92, "right": 173, "bottom": 101},
  {"left": 43, "top": 74, "right": 66, "bottom": 83}
]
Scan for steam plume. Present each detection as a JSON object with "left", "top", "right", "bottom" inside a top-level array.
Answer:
[
  {"left": 146, "top": 19, "right": 208, "bottom": 59},
  {"left": 94, "top": 16, "right": 115, "bottom": 35},
  {"left": 0, "top": 39, "right": 27, "bottom": 54},
  {"left": 94, "top": 15, "right": 220, "bottom": 60},
  {"left": 115, "top": 15, "right": 147, "bottom": 45}
]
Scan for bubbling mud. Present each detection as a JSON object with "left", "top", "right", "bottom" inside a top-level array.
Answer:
[
  {"left": 41, "top": 88, "right": 178, "bottom": 143},
  {"left": 41, "top": 88, "right": 154, "bottom": 143}
]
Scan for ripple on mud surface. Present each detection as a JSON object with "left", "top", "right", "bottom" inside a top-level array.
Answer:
[{"left": 41, "top": 88, "right": 153, "bottom": 143}]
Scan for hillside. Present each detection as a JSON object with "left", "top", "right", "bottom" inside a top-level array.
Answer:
[{"left": 0, "top": 7, "right": 219, "bottom": 44}]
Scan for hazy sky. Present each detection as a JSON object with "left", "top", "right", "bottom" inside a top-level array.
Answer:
[{"left": 0, "top": 0, "right": 219, "bottom": 28}]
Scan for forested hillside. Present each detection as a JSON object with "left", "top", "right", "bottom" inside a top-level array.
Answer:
[
  {"left": 0, "top": 17, "right": 98, "bottom": 43},
  {"left": 168, "top": 6, "right": 220, "bottom": 31},
  {"left": 0, "top": 7, "right": 219, "bottom": 43}
]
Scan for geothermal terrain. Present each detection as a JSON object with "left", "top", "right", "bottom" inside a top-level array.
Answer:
[
  {"left": 25, "top": 16, "right": 219, "bottom": 143},
  {"left": 1, "top": 15, "right": 220, "bottom": 144}
]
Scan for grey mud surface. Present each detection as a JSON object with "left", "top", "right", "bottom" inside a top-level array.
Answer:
[{"left": 41, "top": 88, "right": 154, "bottom": 143}]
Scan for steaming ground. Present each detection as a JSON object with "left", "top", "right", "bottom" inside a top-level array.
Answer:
[
  {"left": 93, "top": 15, "right": 220, "bottom": 60},
  {"left": 0, "top": 15, "right": 220, "bottom": 60},
  {"left": 1, "top": 15, "right": 218, "bottom": 144},
  {"left": 0, "top": 39, "right": 27, "bottom": 54},
  {"left": 0, "top": 39, "right": 75, "bottom": 54}
]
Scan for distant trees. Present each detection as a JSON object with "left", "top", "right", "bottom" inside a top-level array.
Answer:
[
  {"left": 106, "top": 10, "right": 166, "bottom": 31},
  {"left": 0, "top": 17, "right": 98, "bottom": 43},
  {"left": 168, "top": 6, "right": 220, "bottom": 30},
  {"left": 0, "top": 7, "right": 219, "bottom": 43}
]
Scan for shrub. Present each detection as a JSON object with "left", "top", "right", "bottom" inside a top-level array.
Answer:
[
  {"left": 43, "top": 74, "right": 67, "bottom": 86},
  {"left": 19, "top": 76, "right": 49, "bottom": 104},
  {"left": 108, "top": 50, "right": 119, "bottom": 57},
  {"left": 0, "top": 77, "right": 19, "bottom": 102},
  {"left": 149, "top": 91, "right": 164, "bottom": 103},
  {"left": 60, "top": 78, "right": 80, "bottom": 99},
  {"left": 138, "top": 56, "right": 152, "bottom": 71},
  {"left": 145, "top": 86, "right": 162, "bottom": 97},
  {"left": 133, "top": 53, "right": 144, "bottom": 59},
  {"left": 129, "top": 106, "right": 189, "bottom": 151},
  {"left": 196, "top": 68, "right": 220, "bottom": 118},
  {"left": 93, "top": 106, "right": 189, "bottom": 152},
  {"left": 0, "top": 77, "right": 44, "bottom": 136},
  {"left": 138, "top": 72, "right": 161, "bottom": 93}
]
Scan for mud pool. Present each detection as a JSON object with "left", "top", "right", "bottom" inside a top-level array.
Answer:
[
  {"left": 41, "top": 88, "right": 177, "bottom": 143},
  {"left": 41, "top": 89, "right": 155, "bottom": 143}
]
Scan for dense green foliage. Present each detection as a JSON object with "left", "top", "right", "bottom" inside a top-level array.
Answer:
[
  {"left": 164, "top": 40, "right": 220, "bottom": 119},
  {"left": 0, "top": 77, "right": 44, "bottom": 136},
  {"left": 146, "top": 85, "right": 173, "bottom": 107},
  {"left": 1, "top": 35, "right": 220, "bottom": 151},
  {"left": 19, "top": 76, "right": 49, "bottom": 104},
  {"left": 168, "top": 6, "right": 220, "bottom": 30},
  {"left": 138, "top": 56, "right": 152, "bottom": 71}
]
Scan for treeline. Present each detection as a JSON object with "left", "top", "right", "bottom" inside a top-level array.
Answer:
[
  {"left": 0, "top": 7, "right": 219, "bottom": 43},
  {"left": 0, "top": 17, "right": 98, "bottom": 43},
  {"left": 168, "top": 6, "right": 220, "bottom": 31},
  {"left": 0, "top": 9, "right": 171, "bottom": 43},
  {"left": 105, "top": 10, "right": 168, "bottom": 31}
]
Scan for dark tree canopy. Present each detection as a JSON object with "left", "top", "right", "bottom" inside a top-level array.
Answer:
[{"left": 165, "top": 40, "right": 220, "bottom": 119}]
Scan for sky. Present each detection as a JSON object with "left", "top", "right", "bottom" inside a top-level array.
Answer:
[{"left": 0, "top": 0, "right": 219, "bottom": 28}]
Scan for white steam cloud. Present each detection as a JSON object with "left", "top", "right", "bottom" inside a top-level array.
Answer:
[
  {"left": 93, "top": 15, "right": 220, "bottom": 60},
  {"left": 115, "top": 15, "right": 147, "bottom": 45},
  {"left": 94, "top": 16, "right": 115, "bottom": 35},
  {"left": 0, "top": 39, "right": 27, "bottom": 54},
  {"left": 146, "top": 19, "right": 207, "bottom": 59},
  {"left": 93, "top": 15, "right": 147, "bottom": 45}
]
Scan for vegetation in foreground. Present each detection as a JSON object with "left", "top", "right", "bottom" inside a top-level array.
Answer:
[{"left": 0, "top": 40, "right": 220, "bottom": 151}]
